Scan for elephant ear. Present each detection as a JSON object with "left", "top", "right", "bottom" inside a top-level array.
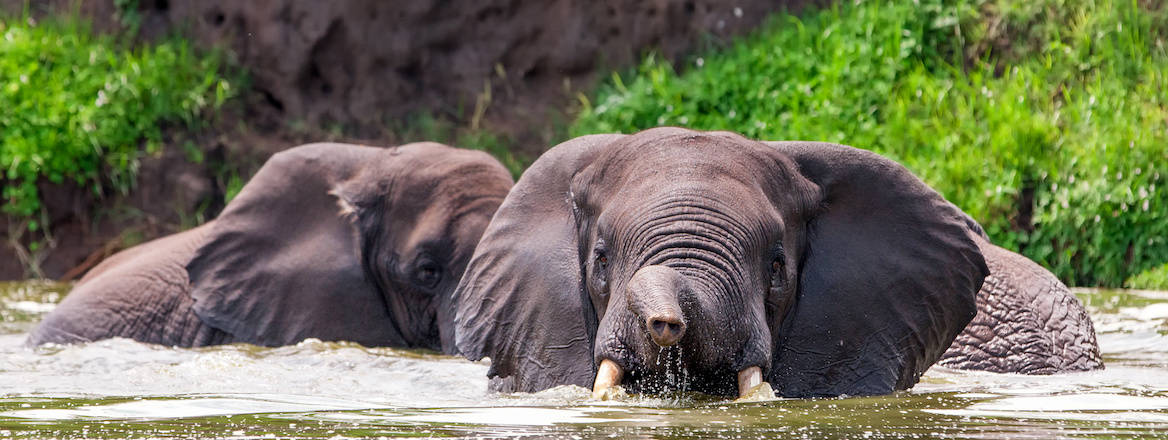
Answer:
[
  {"left": 187, "top": 143, "right": 406, "bottom": 347},
  {"left": 453, "top": 134, "right": 624, "bottom": 392},
  {"left": 764, "top": 142, "right": 988, "bottom": 397}
]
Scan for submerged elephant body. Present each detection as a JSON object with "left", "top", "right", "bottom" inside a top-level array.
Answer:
[
  {"left": 32, "top": 224, "right": 233, "bottom": 346},
  {"left": 30, "top": 142, "right": 514, "bottom": 348},
  {"left": 942, "top": 239, "right": 1103, "bottom": 373},
  {"left": 453, "top": 128, "right": 1102, "bottom": 399}
]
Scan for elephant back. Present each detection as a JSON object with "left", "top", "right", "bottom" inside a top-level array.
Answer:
[
  {"left": 28, "top": 224, "right": 233, "bottom": 347},
  {"left": 939, "top": 239, "right": 1103, "bottom": 373}
]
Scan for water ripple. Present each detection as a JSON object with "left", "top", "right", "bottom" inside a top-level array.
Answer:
[{"left": 0, "top": 283, "right": 1165, "bottom": 439}]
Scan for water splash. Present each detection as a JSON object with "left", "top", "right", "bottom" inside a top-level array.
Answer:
[{"left": 0, "top": 285, "right": 1166, "bottom": 439}]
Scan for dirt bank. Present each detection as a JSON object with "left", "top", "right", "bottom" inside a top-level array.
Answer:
[{"left": 0, "top": 0, "right": 816, "bottom": 279}]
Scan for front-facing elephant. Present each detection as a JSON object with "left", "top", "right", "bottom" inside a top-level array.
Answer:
[
  {"left": 453, "top": 127, "right": 1099, "bottom": 399},
  {"left": 29, "top": 142, "right": 514, "bottom": 349}
]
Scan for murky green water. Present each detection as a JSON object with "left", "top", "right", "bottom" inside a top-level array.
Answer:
[{"left": 1, "top": 282, "right": 1166, "bottom": 439}]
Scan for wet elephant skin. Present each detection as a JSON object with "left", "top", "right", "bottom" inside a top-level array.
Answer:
[
  {"left": 454, "top": 127, "right": 993, "bottom": 398},
  {"left": 29, "top": 142, "right": 514, "bottom": 349}
]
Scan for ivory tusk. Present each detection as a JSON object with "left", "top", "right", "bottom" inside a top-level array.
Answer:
[
  {"left": 592, "top": 359, "right": 624, "bottom": 400},
  {"left": 737, "top": 366, "right": 763, "bottom": 398}
]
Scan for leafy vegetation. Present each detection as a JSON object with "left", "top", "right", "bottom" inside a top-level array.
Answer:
[
  {"left": 571, "top": 0, "right": 1168, "bottom": 287},
  {"left": 1127, "top": 264, "right": 1168, "bottom": 290},
  {"left": 0, "top": 16, "right": 238, "bottom": 251}
]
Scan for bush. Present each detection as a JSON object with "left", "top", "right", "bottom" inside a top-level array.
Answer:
[
  {"left": 571, "top": 0, "right": 1168, "bottom": 287},
  {"left": 1127, "top": 264, "right": 1168, "bottom": 290},
  {"left": 0, "top": 16, "right": 237, "bottom": 250}
]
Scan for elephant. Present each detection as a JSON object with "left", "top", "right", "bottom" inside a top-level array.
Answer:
[
  {"left": 28, "top": 142, "right": 514, "bottom": 349},
  {"left": 452, "top": 127, "right": 1102, "bottom": 399}
]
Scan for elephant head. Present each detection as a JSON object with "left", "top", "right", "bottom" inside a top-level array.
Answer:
[
  {"left": 186, "top": 142, "right": 513, "bottom": 349},
  {"left": 453, "top": 128, "right": 987, "bottom": 398}
]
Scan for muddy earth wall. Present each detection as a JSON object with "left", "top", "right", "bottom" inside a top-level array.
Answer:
[{"left": 0, "top": 0, "right": 814, "bottom": 279}]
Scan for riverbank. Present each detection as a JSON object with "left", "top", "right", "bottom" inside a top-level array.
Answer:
[
  {"left": 571, "top": 0, "right": 1168, "bottom": 287},
  {"left": 0, "top": 0, "right": 813, "bottom": 280},
  {"left": 2, "top": 0, "right": 1164, "bottom": 288}
]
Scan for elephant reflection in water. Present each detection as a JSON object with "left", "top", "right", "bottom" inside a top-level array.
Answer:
[{"left": 453, "top": 127, "right": 1102, "bottom": 399}]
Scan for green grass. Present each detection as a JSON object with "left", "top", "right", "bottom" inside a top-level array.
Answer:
[
  {"left": 0, "top": 15, "right": 238, "bottom": 250},
  {"left": 571, "top": 0, "right": 1168, "bottom": 287},
  {"left": 1127, "top": 264, "right": 1168, "bottom": 290}
]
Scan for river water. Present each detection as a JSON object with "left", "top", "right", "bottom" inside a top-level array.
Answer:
[{"left": 1, "top": 282, "right": 1165, "bottom": 439}]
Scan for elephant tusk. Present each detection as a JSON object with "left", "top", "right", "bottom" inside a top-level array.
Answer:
[
  {"left": 737, "top": 366, "right": 763, "bottom": 398},
  {"left": 592, "top": 358, "right": 624, "bottom": 400}
]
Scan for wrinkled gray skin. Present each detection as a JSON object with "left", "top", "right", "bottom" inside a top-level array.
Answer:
[
  {"left": 29, "top": 142, "right": 513, "bottom": 349},
  {"left": 940, "top": 235, "right": 1104, "bottom": 373},
  {"left": 454, "top": 128, "right": 991, "bottom": 398}
]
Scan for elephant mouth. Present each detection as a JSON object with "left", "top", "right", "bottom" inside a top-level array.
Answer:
[
  {"left": 591, "top": 357, "right": 764, "bottom": 400},
  {"left": 591, "top": 319, "right": 770, "bottom": 399}
]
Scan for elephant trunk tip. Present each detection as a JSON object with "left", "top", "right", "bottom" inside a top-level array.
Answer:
[
  {"left": 627, "top": 265, "right": 688, "bottom": 347},
  {"left": 647, "top": 315, "right": 685, "bottom": 347}
]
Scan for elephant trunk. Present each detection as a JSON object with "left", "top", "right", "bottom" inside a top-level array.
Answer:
[{"left": 626, "top": 265, "right": 688, "bottom": 347}]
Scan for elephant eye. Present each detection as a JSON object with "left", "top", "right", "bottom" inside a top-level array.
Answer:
[
  {"left": 769, "top": 243, "right": 786, "bottom": 284},
  {"left": 593, "top": 239, "right": 609, "bottom": 269},
  {"left": 769, "top": 250, "right": 789, "bottom": 292},
  {"left": 413, "top": 260, "right": 443, "bottom": 290},
  {"left": 592, "top": 243, "right": 609, "bottom": 297}
]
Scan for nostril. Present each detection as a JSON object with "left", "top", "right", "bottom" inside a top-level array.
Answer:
[
  {"left": 648, "top": 317, "right": 685, "bottom": 346},
  {"left": 651, "top": 320, "right": 679, "bottom": 336}
]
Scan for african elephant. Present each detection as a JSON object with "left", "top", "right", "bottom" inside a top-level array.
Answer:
[
  {"left": 452, "top": 127, "right": 1101, "bottom": 399},
  {"left": 28, "top": 142, "right": 514, "bottom": 349}
]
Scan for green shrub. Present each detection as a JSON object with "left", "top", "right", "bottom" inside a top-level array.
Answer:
[
  {"left": 0, "top": 16, "right": 237, "bottom": 249},
  {"left": 571, "top": 0, "right": 1168, "bottom": 287},
  {"left": 1127, "top": 264, "right": 1168, "bottom": 290}
]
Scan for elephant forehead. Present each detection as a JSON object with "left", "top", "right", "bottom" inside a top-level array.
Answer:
[
  {"left": 383, "top": 157, "right": 511, "bottom": 205},
  {"left": 405, "top": 195, "right": 499, "bottom": 247},
  {"left": 599, "top": 189, "right": 772, "bottom": 230},
  {"left": 581, "top": 131, "right": 796, "bottom": 194}
]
